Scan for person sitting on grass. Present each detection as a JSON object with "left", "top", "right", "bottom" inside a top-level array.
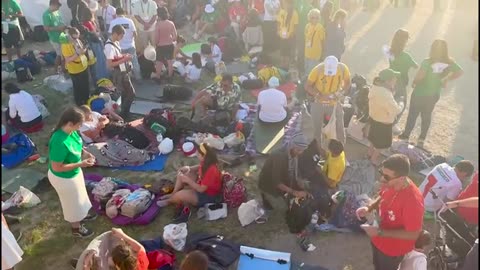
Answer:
[
  {"left": 78, "top": 105, "right": 110, "bottom": 144},
  {"left": 193, "top": 4, "right": 218, "bottom": 41},
  {"left": 180, "top": 250, "right": 209, "bottom": 270},
  {"left": 156, "top": 143, "right": 222, "bottom": 210},
  {"left": 398, "top": 230, "right": 432, "bottom": 270},
  {"left": 257, "top": 76, "right": 288, "bottom": 124},
  {"left": 174, "top": 52, "right": 203, "bottom": 83},
  {"left": 3, "top": 83, "right": 43, "bottom": 132}
]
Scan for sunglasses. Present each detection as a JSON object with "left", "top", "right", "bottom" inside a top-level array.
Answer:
[{"left": 378, "top": 168, "right": 396, "bottom": 181}]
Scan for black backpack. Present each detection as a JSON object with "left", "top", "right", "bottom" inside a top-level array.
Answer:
[
  {"left": 286, "top": 197, "right": 314, "bottom": 234},
  {"left": 161, "top": 84, "right": 193, "bottom": 101},
  {"left": 32, "top": 26, "right": 49, "bottom": 42},
  {"left": 14, "top": 62, "right": 33, "bottom": 83},
  {"left": 102, "top": 123, "right": 150, "bottom": 149},
  {"left": 138, "top": 55, "right": 155, "bottom": 79},
  {"left": 185, "top": 233, "right": 240, "bottom": 268},
  {"left": 22, "top": 51, "right": 42, "bottom": 75}
]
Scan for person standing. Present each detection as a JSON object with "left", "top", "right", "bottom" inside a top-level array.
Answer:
[
  {"left": 305, "top": 55, "right": 350, "bottom": 148},
  {"left": 98, "top": 0, "right": 116, "bottom": 38},
  {"left": 43, "top": 0, "right": 67, "bottom": 73},
  {"left": 132, "top": 0, "right": 157, "bottom": 53},
  {"left": 367, "top": 69, "right": 403, "bottom": 166},
  {"left": 60, "top": 27, "right": 91, "bottom": 106},
  {"left": 296, "top": 0, "right": 315, "bottom": 75},
  {"left": 304, "top": 8, "right": 325, "bottom": 74},
  {"left": 262, "top": 0, "right": 281, "bottom": 52},
  {"left": 48, "top": 107, "right": 97, "bottom": 238},
  {"left": 323, "top": 9, "right": 347, "bottom": 61},
  {"left": 276, "top": 0, "right": 299, "bottom": 69},
  {"left": 109, "top": 8, "right": 141, "bottom": 80},
  {"left": 399, "top": 39, "right": 464, "bottom": 147},
  {"left": 105, "top": 24, "right": 136, "bottom": 119},
  {"left": 152, "top": 7, "right": 177, "bottom": 81},
  {"left": 356, "top": 154, "right": 424, "bottom": 270},
  {"left": 1, "top": 0, "right": 23, "bottom": 62}
]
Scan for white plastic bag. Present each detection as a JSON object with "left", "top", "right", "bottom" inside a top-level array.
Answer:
[
  {"left": 347, "top": 115, "right": 366, "bottom": 141},
  {"left": 44, "top": 74, "right": 73, "bottom": 93},
  {"left": 7, "top": 186, "right": 41, "bottom": 208},
  {"left": 238, "top": 199, "right": 265, "bottom": 227},
  {"left": 204, "top": 134, "right": 225, "bottom": 150},
  {"left": 204, "top": 203, "right": 228, "bottom": 221},
  {"left": 322, "top": 104, "right": 338, "bottom": 144},
  {"left": 163, "top": 223, "right": 188, "bottom": 251},
  {"left": 223, "top": 132, "right": 245, "bottom": 148}
]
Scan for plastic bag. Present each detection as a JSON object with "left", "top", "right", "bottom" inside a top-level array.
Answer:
[
  {"left": 322, "top": 104, "right": 338, "bottom": 145},
  {"left": 204, "top": 134, "right": 225, "bottom": 150},
  {"left": 238, "top": 199, "right": 265, "bottom": 227},
  {"left": 223, "top": 132, "right": 245, "bottom": 148},
  {"left": 163, "top": 223, "right": 188, "bottom": 251},
  {"left": 346, "top": 115, "right": 366, "bottom": 141},
  {"left": 44, "top": 74, "right": 73, "bottom": 93},
  {"left": 7, "top": 186, "right": 41, "bottom": 208}
]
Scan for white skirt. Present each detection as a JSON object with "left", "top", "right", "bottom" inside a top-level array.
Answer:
[
  {"left": 48, "top": 170, "right": 92, "bottom": 223},
  {"left": 2, "top": 222, "right": 23, "bottom": 270}
]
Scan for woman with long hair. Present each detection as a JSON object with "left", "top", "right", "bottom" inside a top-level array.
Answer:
[
  {"left": 153, "top": 7, "right": 177, "bottom": 81},
  {"left": 47, "top": 106, "right": 97, "bottom": 238},
  {"left": 156, "top": 143, "right": 222, "bottom": 209},
  {"left": 3, "top": 83, "right": 43, "bottom": 132},
  {"left": 399, "top": 39, "right": 464, "bottom": 147},
  {"left": 276, "top": 0, "right": 299, "bottom": 68}
]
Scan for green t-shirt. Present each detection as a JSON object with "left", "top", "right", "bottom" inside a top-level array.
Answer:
[
  {"left": 389, "top": 51, "right": 418, "bottom": 84},
  {"left": 2, "top": 0, "right": 22, "bottom": 29},
  {"left": 48, "top": 130, "right": 83, "bottom": 178},
  {"left": 413, "top": 58, "right": 462, "bottom": 97},
  {"left": 202, "top": 11, "right": 218, "bottom": 24},
  {"left": 43, "top": 9, "right": 64, "bottom": 43}
]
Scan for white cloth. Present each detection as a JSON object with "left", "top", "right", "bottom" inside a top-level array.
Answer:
[
  {"left": 79, "top": 112, "right": 102, "bottom": 144},
  {"left": 87, "top": 0, "right": 98, "bottom": 13},
  {"left": 257, "top": 88, "right": 287, "bottom": 123},
  {"left": 48, "top": 170, "right": 91, "bottom": 223},
  {"left": 98, "top": 5, "right": 116, "bottom": 26},
  {"left": 8, "top": 90, "right": 42, "bottom": 123},
  {"left": 104, "top": 39, "right": 129, "bottom": 71},
  {"left": 398, "top": 250, "right": 427, "bottom": 270},
  {"left": 2, "top": 220, "right": 23, "bottom": 270},
  {"left": 419, "top": 163, "right": 463, "bottom": 212},
  {"left": 185, "top": 64, "right": 202, "bottom": 82},
  {"left": 211, "top": 44, "right": 222, "bottom": 64},
  {"left": 368, "top": 85, "right": 402, "bottom": 124},
  {"left": 263, "top": 0, "right": 281, "bottom": 21},
  {"left": 132, "top": 0, "right": 158, "bottom": 32},
  {"left": 109, "top": 16, "right": 137, "bottom": 50}
]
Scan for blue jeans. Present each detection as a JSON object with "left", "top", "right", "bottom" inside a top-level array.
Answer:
[{"left": 121, "top": 47, "right": 141, "bottom": 80}]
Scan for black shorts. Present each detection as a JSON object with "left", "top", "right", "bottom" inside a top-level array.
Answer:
[
  {"left": 156, "top": 44, "right": 174, "bottom": 62},
  {"left": 2, "top": 26, "right": 22, "bottom": 49}
]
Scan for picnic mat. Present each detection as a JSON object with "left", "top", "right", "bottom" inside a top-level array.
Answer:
[
  {"left": 250, "top": 82, "right": 297, "bottom": 99},
  {"left": 238, "top": 246, "right": 291, "bottom": 270},
  {"left": 181, "top": 43, "right": 202, "bottom": 57},
  {"left": 1, "top": 167, "right": 45, "bottom": 194},
  {"left": 254, "top": 118, "right": 285, "bottom": 154},
  {"left": 115, "top": 154, "right": 169, "bottom": 172}
]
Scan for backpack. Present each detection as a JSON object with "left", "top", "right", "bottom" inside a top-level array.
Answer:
[
  {"left": 14, "top": 61, "right": 33, "bottom": 83},
  {"left": 138, "top": 54, "right": 156, "bottom": 79},
  {"left": 186, "top": 233, "right": 241, "bottom": 268},
  {"left": 122, "top": 125, "right": 151, "bottom": 149},
  {"left": 121, "top": 188, "right": 155, "bottom": 218},
  {"left": 143, "top": 109, "right": 178, "bottom": 140},
  {"left": 146, "top": 250, "right": 175, "bottom": 270},
  {"left": 222, "top": 173, "right": 246, "bottom": 208},
  {"left": 241, "top": 79, "right": 264, "bottom": 90},
  {"left": 285, "top": 197, "right": 314, "bottom": 234},
  {"left": 161, "top": 84, "right": 193, "bottom": 101},
  {"left": 21, "top": 51, "right": 42, "bottom": 75},
  {"left": 1, "top": 133, "right": 37, "bottom": 169},
  {"left": 92, "top": 177, "right": 119, "bottom": 203},
  {"left": 32, "top": 25, "right": 49, "bottom": 42}
]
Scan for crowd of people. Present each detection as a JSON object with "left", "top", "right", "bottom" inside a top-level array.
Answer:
[{"left": 2, "top": 0, "right": 479, "bottom": 270}]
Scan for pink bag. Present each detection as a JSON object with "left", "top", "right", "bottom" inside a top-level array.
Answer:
[{"left": 222, "top": 173, "right": 246, "bottom": 208}]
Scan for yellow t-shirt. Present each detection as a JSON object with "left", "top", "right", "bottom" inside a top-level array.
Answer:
[
  {"left": 276, "top": 9, "right": 299, "bottom": 40},
  {"left": 304, "top": 23, "right": 325, "bottom": 60},
  {"left": 323, "top": 151, "right": 346, "bottom": 188},
  {"left": 61, "top": 43, "right": 88, "bottom": 74},
  {"left": 307, "top": 62, "right": 351, "bottom": 96},
  {"left": 258, "top": 66, "right": 281, "bottom": 85}
]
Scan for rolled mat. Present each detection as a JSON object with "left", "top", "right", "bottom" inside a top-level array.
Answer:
[{"left": 254, "top": 118, "right": 285, "bottom": 155}]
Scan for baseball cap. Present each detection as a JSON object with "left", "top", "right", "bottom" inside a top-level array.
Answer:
[
  {"left": 205, "top": 4, "right": 215, "bottom": 14},
  {"left": 378, "top": 68, "right": 401, "bottom": 82},
  {"left": 268, "top": 76, "right": 280, "bottom": 88},
  {"left": 182, "top": 142, "right": 197, "bottom": 157},
  {"left": 324, "top": 56, "right": 339, "bottom": 76}
]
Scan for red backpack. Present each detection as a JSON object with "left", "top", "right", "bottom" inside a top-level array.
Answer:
[
  {"left": 146, "top": 249, "right": 175, "bottom": 270},
  {"left": 222, "top": 173, "right": 246, "bottom": 208}
]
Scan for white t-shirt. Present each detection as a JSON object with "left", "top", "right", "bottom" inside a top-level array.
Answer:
[
  {"left": 132, "top": 0, "right": 158, "bottom": 32},
  {"left": 211, "top": 44, "right": 222, "bottom": 64},
  {"left": 98, "top": 5, "right": 116, "bottom": 26},
  {"left": 263, "top": 0, "right": 281, "bottom": 21},
  {"left": 79, "top": 112, "right": 103, "bottom": 143},
  {"left": 186, "top": 64, "right": 202, "bottom": 82},
  {"left": 104, "top": 39, "right": 130, "bottom": 71},
  {"left": 8, "top": 90, "right": 42, "bottom": 123},
  {"left": 109, "top": 16, "right": 136, "bottom": 50},
  {"left": 419, "top": 163, "right": 463, "bottom": 212},
  {"left": 398, "top": 250, "right": 427, "bottom": 270},
  {"left": 257, "top": 88, "right": 287, "bottom": 123}
]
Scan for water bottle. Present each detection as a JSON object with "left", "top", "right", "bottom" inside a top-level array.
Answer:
[{"left": 308, "top": 211, "right": 320, "bottom": 234}]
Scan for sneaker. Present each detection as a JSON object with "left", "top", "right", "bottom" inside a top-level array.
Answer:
[
  {"left": 72, "top": 224, "right": 94, "bottom": 238},
  {"left": 83, "top": 212, "right": 98, "bottom": 222},
  {"left": 70, "top": 258, "right": 79, "bottom": 269},
  {"left": 172, "top": 206, "right": 191, "bottom": 224}
]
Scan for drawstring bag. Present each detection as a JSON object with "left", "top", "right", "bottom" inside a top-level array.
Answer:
[
  {"left": 322, "top": 103, "right": 338, "bottom": 147},
  {"left": 163, "top": 223, "right": 188, "bottom": 251}
]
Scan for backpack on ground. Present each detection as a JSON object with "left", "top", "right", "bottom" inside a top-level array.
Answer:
[
  {"left": 138, "top": 54, "right": 155, "bottom": 79},
  {"left": 222, "top": 173, "right": 246, "bottom": 208},
  {"left": 161, "top": 84, "right": 193, "bottom": 101},
  {"left": 146, "top": 250, "right": 176, "bottom": 270},
  {"left": 1, "top": 133, "right": 37, "bottom": 168},
  {"left": 22, "top": 51, "right": 42, "bottom": 75},
  {"left": 241, "top": 79, "right": 264, "bottom": 90},
  {"left": 14, "top": 61, "right": 33, "bottom": 83},
  {"left": 92, "top": 177, "right": 119, "bottom": 203},
  {"left": 121, "top": 188, "right": 154, "bottom": 218},
  {"left": 186, "top": 233, "right": 241, "bottom": 268},
  {"left": 32, "top": 25, "right": 49, "bottom": 42},
  {"left": 143, "top": 109, "right": 179, "bottom": 141},
  {"left": 285, "top": 197, "right": 314, "bottom": 234}
]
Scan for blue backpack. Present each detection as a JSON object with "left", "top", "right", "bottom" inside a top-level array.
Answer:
[{"left": 1, "top": 133, "right": 37, "bottom": 169}]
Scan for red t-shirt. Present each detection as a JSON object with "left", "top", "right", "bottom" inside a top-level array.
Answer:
[
  {"left": 82, "top": 21, "right": 96, "bottom": 32},
  {"left": 229, "top": 4, "right": 248, "bottom": 27},
  {"left": 198, "top": 163, "right": 222, "bottom": 196},
  {"left": 371, "top": 180, "right": 425, "bottom": 257},
  {"left": 456, "top": 172, "right": 478, "bottom": 225},
  {"left": 136, "top": 250, "right": 149, "bottom": 270}
]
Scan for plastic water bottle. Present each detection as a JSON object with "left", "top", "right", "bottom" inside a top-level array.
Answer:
[{"left": 308, "top": 211, "right": 319, "bottom": 233}]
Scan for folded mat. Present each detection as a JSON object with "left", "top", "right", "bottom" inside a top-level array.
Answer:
[
  {"left": 115, "top": 154, "right": 169, "bottom": 172},
  {"left": 250, "top": 82, "right": 297, "bottom": 99},
  {"left": 238, "top": 246, "right": 291, "bottom": 270},
  {"left": 1, "top": 167, "right": 45, "bottom": 194},
  {"left": 84, "top": 173, "right": 160, "bottom": 226},
  {"left": 254, "top": 118, "right": 285, "bottom": 155}
]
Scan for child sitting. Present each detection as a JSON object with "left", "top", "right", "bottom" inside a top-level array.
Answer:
[
  {"left": 208, "top": 36, "right": 223, "bottom": 65},
  {"left": 174, "top": 53, "right": 203, "bottom": 83},
  {"left": 319, "top": 139, "right": 346, "bottom": 189},
  {"left": 78, "top": 105, "right": 110, "bottom": 143}
]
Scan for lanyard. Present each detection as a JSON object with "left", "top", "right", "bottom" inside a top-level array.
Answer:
[{"left": 309, "top": 26, "right": 318, "bottom": 46}]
